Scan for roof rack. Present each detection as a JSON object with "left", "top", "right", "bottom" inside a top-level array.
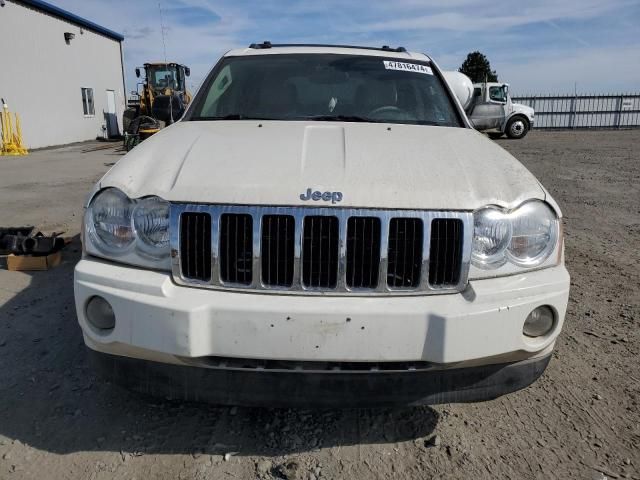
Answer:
[{"left": 248, "top": 42, "right": 407, "bottom": 53}]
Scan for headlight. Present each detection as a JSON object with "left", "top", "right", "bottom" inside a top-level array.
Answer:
[
  {"left": 85, "top": 188, "right": 171, "bottom": 270},
  {"left": 132, "top": 196, "right": 170, "bottom": 259},
  {"left": 471, "top": 200, "right": 559, "bottom": 273},
  {"left": 472, "top": 208, "right": 511, "bottom": 268},
  {"left": 87, "top": 188, "right": 134, "bottom": 253},
  {"left": 506, "top": 201, "right": 558, "bottom": 267}
]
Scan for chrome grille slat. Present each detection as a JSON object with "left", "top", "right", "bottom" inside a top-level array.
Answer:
[
  {"left": 171, "top": 205, "right": 472, "bottom": 296},
  {"left": 210, "top": 211, "right": 219, "bottom": 285},
  {"left": 376, "top": 217, "right": 390, "bottom": 293},
  {"left": 337, "top": 215, "right": 348, "bottom": 290},
  {"left": 292, "top": 214, "right": 303, "bottom": 290},
  {"left": 251, "top": 214, "right": 261, "bottom": 288},
  {"left": 392, "top": 218, "right": 400, "bottom": 287}
]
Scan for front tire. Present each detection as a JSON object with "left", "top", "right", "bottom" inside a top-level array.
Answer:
[
  {"left": 122, "top": 107, "right": 139, "bottom": 134},
  {"left": 506, "top": 116, "right": 529, "bottom": 139}
]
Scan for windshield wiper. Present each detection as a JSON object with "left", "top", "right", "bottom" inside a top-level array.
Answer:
[
  {"left": 191, "top": 114, "right": 273, "bottom": 121},
  {"left": 191, "top": 114, "right": 384, "bottom": 123},
  {"left": 304, "top": 115, "right": 381, "bottom": 123}
]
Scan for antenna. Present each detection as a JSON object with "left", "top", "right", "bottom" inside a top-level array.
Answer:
[
  {"left": 158, "top": 2, "right": 168, "bottom": 64},
  {"left": 158, "top": 1, "right": 173, "bottom": 123}
]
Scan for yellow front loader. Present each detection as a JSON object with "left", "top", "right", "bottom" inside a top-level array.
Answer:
[{"left": 123, "top": 62, "right": 192, "bottom": 150}]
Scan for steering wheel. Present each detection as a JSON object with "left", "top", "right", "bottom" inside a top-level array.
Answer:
[
  {"left": 368, "top": 106, "right": 404, "bottom": 116},
  {"left": 367, "top": 105, "right": 418, "bottom": 121}
]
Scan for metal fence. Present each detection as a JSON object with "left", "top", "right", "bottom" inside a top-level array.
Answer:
[{"left": 511, "top": 94, "right": 640, "bottom": 129}]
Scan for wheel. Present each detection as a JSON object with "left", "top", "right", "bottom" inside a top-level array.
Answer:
[
  {"left": 124, "top": 133, "right": 140, "bottom": 151},
  {"left": 488, "top": 132, "right": 503, "bottom": 140},
  {"left": 122, "top": 107, "right": 139, "bottom": 134},
  {"left": 506, "top": 116, "right": 529, "bottom": 139}
]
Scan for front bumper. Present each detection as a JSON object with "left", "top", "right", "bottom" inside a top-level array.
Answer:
[
  {"left": 88, "top": 348, "right": 552, "bottom": 407},
  {"left": 75, "top": 258, "right": 569, "bottom": 362},
  {"left": 75, "top": 258, "right": 569, "bottom": 404}
]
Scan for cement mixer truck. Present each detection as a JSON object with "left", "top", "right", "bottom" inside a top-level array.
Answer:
[{"left": 444, "top": 72, "right": 534, "bottom": 139}]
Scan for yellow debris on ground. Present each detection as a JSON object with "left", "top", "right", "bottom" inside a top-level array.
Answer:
[{"left": 1, "top": 102, "right": 28, "bottom": 156}]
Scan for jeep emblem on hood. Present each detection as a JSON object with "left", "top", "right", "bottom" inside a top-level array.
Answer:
[{"left": 300, "top": 188, "right": 343, "bottom": 204}]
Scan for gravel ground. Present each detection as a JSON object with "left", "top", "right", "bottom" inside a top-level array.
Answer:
[{"left": 0, "top": 130, "right": 638, "bottom": 480}]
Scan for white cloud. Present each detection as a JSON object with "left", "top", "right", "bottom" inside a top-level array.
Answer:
[
  {"left": 52, "top": 0, "right": 249, "bottom": 88},
  {"left": 344, "top": 0, "right": 634, "bottom": 32},
  {"left": 51, "top": 0, "right": 640, "bottom": 94},
  {"left": 503, "top": 45, "right": 640, "bottom": 94}
]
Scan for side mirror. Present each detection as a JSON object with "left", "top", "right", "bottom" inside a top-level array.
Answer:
[
  {"left": 185, "top": 67, "right": 191, "bottom": 77},
  {"left": 135, "top": 68, "right": 140, "bottom": 78}
]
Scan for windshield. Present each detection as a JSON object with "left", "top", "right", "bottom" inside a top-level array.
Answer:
[
  {"left": 189, "top": 54, "right": 463, "bottom": 127},
  {"left": 147, "top": 65, "right": 184, "bottom": 91}
]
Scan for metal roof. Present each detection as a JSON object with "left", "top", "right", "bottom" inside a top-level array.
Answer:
[{"left": 16, "top": 0, "right": 124, "bottom": 42}]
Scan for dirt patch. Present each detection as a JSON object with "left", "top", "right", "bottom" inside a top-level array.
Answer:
[{"left": 0, "top": 132, "right": 638, "bottom": 479}]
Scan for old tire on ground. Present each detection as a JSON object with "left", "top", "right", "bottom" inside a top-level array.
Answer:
[
  {"left": 488, "top": 132, "right": 503, "bottom": 140},
  {"left": 506, "top": 116, "right": 529, "bottom": 139}
]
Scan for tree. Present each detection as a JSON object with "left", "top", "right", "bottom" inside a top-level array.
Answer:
[{"left": 459, "top": 51, "right": 498, "bottom": 83}]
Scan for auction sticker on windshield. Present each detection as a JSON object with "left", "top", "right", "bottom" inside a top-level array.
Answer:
[{"left": 383, "top": 61, "right": 433, "bottom": 75}]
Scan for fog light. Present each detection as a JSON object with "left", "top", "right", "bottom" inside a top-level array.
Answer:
[
  {"left": 86, "top": 296, "right": 115, "bottom": 330},
  {"left": 523, "top": 306, "right": 555, "bottom": 337}
]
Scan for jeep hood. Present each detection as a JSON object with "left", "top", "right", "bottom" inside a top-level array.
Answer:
[{"left": 97, "top": 121, "right": 545, "bottom": 210}]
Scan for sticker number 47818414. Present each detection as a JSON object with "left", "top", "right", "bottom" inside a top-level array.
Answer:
[{"left": 383, "top": 61, "right": 433, "bottom": 75}]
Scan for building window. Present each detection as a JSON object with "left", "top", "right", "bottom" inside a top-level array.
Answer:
[{"left": 81, "top": 88, "right": 95, "bottom": 116}]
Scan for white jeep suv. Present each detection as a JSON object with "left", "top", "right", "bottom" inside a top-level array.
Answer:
[{"left": 74, "top": 43, "right": 569, "bottom": 407}]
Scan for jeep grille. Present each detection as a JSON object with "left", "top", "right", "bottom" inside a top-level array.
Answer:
[{"left": 172, "top": 205, "right": 471, "bottom": 296}]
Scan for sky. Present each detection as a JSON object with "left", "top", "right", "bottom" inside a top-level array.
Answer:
[{"left": 53, "top": 0, "right": 640, "bottom": 96}]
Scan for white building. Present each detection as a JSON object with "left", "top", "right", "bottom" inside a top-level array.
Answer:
[{"left": 0, "top": 0, "right": 125, "bottom": 149}]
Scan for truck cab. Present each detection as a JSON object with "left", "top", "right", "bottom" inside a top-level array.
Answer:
[{"left": 467, "top": 82, "right": 534, "bottom": 139}]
